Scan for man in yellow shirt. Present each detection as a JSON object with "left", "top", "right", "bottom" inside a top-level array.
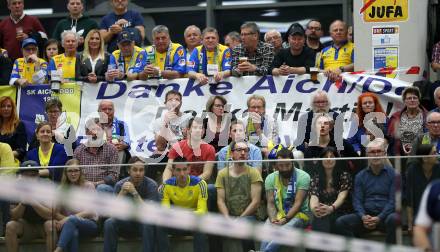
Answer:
[
  {"left": 160, "top": 156, "right": 208, "bottom": 252},
  {"left": 317, "top": 20, "right": 354, "bottom": 81},
  {"left": 9, "top": 38, "right": 47, "bottom": 86},
  {"left": 142, "top": 25, "right": 186, "bottom": 80},
  {"left": 48, "top": 30, "right": 79, "bottom": 82}
]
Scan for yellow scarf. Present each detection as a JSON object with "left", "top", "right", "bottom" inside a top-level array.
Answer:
[{"left": 38, "top": 143, "right": 54, "bottom": 167}]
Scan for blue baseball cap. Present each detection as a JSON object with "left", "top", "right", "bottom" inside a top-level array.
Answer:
[
  {"left": 21, "top": 38, "right": 38, "bottom": 49},
  {"left": 117, "top": 31, "right": 134, "bottom": 44}
]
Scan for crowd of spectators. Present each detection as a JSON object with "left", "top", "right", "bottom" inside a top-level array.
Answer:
[{"left": 0, "top": 0, "right": 439, "bottom": 252}]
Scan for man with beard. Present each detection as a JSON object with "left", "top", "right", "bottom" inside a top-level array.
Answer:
[
  {"left": 106, "top": 30, "right": 148, "bottom": 81},
  {"left": 260, "top": 147, "right": 311, "bottom": 252},
  {"left": 73, "top": 118, "right": 119, "bottom": 193},
  {"left": 305, "top": 19, "right": 324, "bottom": 55},
  {"left": 215, "top": 140, "right": 263, "bottom": 251}
]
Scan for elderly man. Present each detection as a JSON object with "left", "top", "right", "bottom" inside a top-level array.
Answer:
[
  {"left": 336, "top": 138, "right": 397, "bottom": 244},
  {"left": 183, "top": 25, "right": 202, "bottom": 61},
  {"left": 52, "top": 0, "right": 98, "bottom": 51},
  {"left": 48, "top": 31, "right": 79, "bottom": 82},
  {"left": 106, "top": 30, "right": 148, "bottom": 81},
  {"left": 317, "top": 20, "right": 354, "bottom": 81},
  {"left": 297, "top": 90, "right": 339, "bottom": 145},
  {"left": 244, "top": 95, "right": 279, "bottom": 157},
  {"left": 231, "top": 22, "right": 274, "bottom": 76},
  {"left": 271, "top": 24, "right": 315, "bottom": 76},
  {"left": 0, "top": 0, "right": 47, "bottom": 60},
  {"left": 100, "top": 0, "right": 145, "bottom": 53},
  {"left": 264, "top": 29, "right": 283, "bottom": 55},
  {"left": 143, "top": 25, "right": 186, "bottom": 79},
  {"left": 73, "top": 118, "right": 119, "bottom": 193},
  {"left": 10, "top": 38, "right": 47, "bottom": 86},
  {"left": 224, "top": 31, "right": 241, "bottom": 50},
  {"left": 187, "top": 27, "right": 231, "bottom": 85},
  {"left": 409, "top": 111, "right": 440, "bottom": 157},
  {"left": 98, "top": 100, "right": 130, "bottom": 165},
  {"left": 305, "top": 19, "right": 324, "bottom": 54}
]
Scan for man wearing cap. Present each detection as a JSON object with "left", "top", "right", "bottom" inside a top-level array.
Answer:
[
  {"left": 231, "top": 22, "right": 274, "bottom": 76},
  {"left": 9, "top": 37, "right": 48, "bottom": 87},
  {"left": 187, "top": 27, "right": 231, "bottom": 85},
  {"left": 106, "top": 30, "right": 148, "bottom": 82},
  {"left": 5, "top": 160, "right": 55, "bottom": 252},
  {"left": 143, "top": 25, "right": 186, "bottom": 80},
  {"left": 0, "top": 0, "right": 47, "bottom": 61},
  {"left": 99, "top": 0, "right": 145, "bottom": 53},
  {"left": 317, "top": 20, "right": 354, "bottom": 81},
  {"left": 271, "top": 24, "right": 315, "bottom": 76}
]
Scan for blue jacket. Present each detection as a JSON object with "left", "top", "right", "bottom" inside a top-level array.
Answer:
[{"left": 26, "top": 143, "right": 68, "bottom": 182}]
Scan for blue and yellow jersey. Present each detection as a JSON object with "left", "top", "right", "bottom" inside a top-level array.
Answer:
[
  {"left": 187, "top": 44, "right": 231, "bottom": 74},
  {"left": 145, "top": 42, "right": 186, "bottom": 74},
  {"left": 317, "top": 41, "right": 354, "bottom": 70},
  {"left": 109, "top": 46, "right": 148, "bottom": 74},
  {"left": 162, "top": 175, "right": 208, "bottom": 215},
  {"left": 48, "top": 54, "right": 77, "bottom": 81},
  {"left": 10, "top": 57, "right": 48, "bottom": 85}
]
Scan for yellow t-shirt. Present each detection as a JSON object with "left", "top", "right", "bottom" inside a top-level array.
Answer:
[{"left": 51, "top": 54, "right": 76, "bottom": 80}]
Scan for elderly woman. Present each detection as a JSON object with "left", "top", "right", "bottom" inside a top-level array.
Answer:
[
  {"left": 0, "top": 96, "right": 27, "bottom": 163},
  {"left": 48, "top": 30, "right": 79, "bottom": 82},
  {"left": 26, "top": 122, "right": 68, "bottom": 182},
  {"left": 9, "top": 38, "right": 48, "bottom": 87},
  {"left": 388, "top": 86, "right": 428, "bottom": 156},
  {"left": 77, "top": 29, "right": 110, "bottom": 83}
]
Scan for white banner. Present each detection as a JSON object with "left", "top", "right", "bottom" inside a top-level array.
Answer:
[{"left": 79, "top": 73, "right": 410, "bottom": 158}]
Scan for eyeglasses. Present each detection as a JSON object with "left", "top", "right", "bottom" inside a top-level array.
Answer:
[
  {"left": 47, "top": 110, "right": 61, "bottom": 114},
  {"left": 308, "top": 27, "right": 321, "bottom": 31},
  {"left": 233, "top": 147, "right": 249, "bottom": 153},
  {"left": 313, "top": 100, "right": 328, "bottom": 104},
  {"left": 67, "top": 169, "right": 80, "bottom": 174}
]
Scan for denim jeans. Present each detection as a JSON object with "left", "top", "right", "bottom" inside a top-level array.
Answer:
[
  {"left": 260, "top": 217, "right": 309, "bottom": 252},
  {"left": 57, "top": 215, "right": 98, "bottom": 252},
  {"left": 157, "top": 227, "right": 208, "bottom": 252},
  {"left": 96, "top": 184, "right": 114, "bottom": 194},
  {"left": 335, "top": 213, "right": 397, "bottom": 244},
  {"left": 103, "top": 218, "right": 155, "bottom": 252}
]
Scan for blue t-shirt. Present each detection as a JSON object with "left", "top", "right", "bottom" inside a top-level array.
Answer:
[
  {"left": 114, "top": 176, "right": 159, "bottom": 201},
  {"left": 100, "top": 10, "right": 144, "bottom": 53}
]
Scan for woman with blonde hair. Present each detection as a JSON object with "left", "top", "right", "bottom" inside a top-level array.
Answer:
[
  {"left": 77, "top": 29, "right": 110, "bottom": 83},
  {"left": 0, "top": 96, "right": 27, "bottom": 163}
]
